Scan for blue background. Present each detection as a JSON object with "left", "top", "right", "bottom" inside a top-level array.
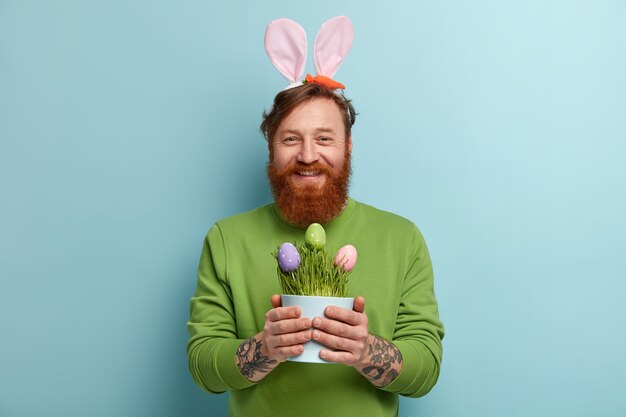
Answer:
[{"left": 1, "top": 1, "right": 625, "bottom": 416}]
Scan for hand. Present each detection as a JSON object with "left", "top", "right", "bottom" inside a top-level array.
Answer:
[
  {"left": 237, "top": 294, "right": 313, "bottom": 382},
  {"left": 260, "top": 294, "right": 313, "bottom": 362},
  {"left": 311, "top": 296, "right": 371, "bottom": 366}
]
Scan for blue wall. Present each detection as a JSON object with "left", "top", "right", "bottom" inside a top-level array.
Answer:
[{"left": 1, "top": 1, "right": 625, "bottom": 416}]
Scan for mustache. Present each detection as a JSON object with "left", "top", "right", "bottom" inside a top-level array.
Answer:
[{"left": 281, "top": 161, "right": 334, "bottom": 176}]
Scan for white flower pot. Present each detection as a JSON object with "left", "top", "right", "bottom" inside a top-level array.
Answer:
[{"left": 281, "top": 294, "right": 355, "bottom": 364}]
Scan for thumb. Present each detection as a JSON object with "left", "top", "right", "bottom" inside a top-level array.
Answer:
[
  {"left": 271, "top": 294, "right": 282, "bottom": 308},
  {"left": 353, "top": 296, "right": 365, "bottom": 313}
]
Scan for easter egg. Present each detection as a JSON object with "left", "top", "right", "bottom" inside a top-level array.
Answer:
[
  {"left": 305, "top": 223, "right": 326, "bottom": 250},
  {"left": 334, "top": 244, "right": 357, "bottom": 272},
  {"left": 277, "top": 242, "right": 301, "bottom": 272}
]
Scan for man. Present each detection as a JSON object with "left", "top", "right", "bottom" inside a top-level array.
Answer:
[{"left": 187, "top": 83, "right": 444, "bottom": 417}]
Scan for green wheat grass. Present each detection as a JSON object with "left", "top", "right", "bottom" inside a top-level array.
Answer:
[{"left": 272, "top": 243, "right": 350, "bottom": 297}]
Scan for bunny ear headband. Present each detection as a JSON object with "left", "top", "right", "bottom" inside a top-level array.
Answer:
[{"left": 265, "top": 16, "right": 354, "bottom": 91}]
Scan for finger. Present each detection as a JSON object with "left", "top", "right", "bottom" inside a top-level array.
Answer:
[
  {"left": 324, "top": 305, "right": 364, "bottom": 326},
  {"left": 353, "top": 296, "right": 365, "bottom": 313},
  {"left": 268, "top": 329, "right": 312, "bottom": 348},
  {"left": 312, "top": 316, "right": 364, "bottom": 340},
  {"left": 275, "top": 344, "right": 305, "bottom": 359},
  {"left": 267, "top": 317, "right": 312, "bottom": 335},
  {"left": 312, "top": 329, "right": 359, "bottom": 352},
  {"left": 271, "top": 294, "right": 281, "bottom": 308},
  {"left": 319, "top": 348, "right": 356, "bottom": 364},
  {"left": 266, "top": 306, "right": 301, "bottom": 322}
]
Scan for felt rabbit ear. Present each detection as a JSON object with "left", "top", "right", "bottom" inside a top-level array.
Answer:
[
  {"left": 313, "top": 16, "right": 354, "bottom": 78},
  {"left": 265, "top": 18, "right": 308, "bottom": 88}
]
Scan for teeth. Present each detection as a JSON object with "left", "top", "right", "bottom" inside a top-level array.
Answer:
[{"left": 298, "top": 171, "right": 320, "bottom": 176}]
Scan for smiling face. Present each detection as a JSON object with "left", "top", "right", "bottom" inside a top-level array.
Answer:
[
  {"left": 271, "top": 98, "right": 352, "bottom": 186},
  {"left": 267, "top": 98, "right": 353, "bottom": 227}
]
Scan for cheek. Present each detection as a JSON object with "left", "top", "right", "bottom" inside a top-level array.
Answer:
[
  {"left": 324, "top": 149, "right": 346, "bottom": 167},
  {"left": 271, "top": 147, "right": 295, "bottom": 169}
]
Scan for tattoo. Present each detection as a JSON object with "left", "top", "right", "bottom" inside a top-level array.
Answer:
[
  {"left": 362, "top": 365, "right": 385, "bottom": 380},
  {"left": 236, "top": 337, "right": 277, "bottom": 380},
  {"left": 382, "top": 369, "right": 399, "bottom": 386},
  {"left": 360, "top": 336, "right": 403, "bottom": 387}
]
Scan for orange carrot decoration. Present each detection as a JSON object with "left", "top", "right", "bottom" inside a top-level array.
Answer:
[{"left": 305, "top": 73, "right": 346, "bottom": 90}]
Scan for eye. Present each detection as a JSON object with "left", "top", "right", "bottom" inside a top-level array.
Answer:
[
  {"left": 283, "top": 136, "right": 299, "bottom": 143},
  {"left": 318, "top": 136, "right": 333, "bottom": 143}
]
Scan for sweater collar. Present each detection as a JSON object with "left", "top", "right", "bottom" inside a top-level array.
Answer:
[{"left": 272, "top": 197, "right": 357, "bottom": 231}]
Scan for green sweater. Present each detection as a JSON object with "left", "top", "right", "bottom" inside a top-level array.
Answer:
[{"left": 187, "top": 198, "right": 444, "bottom": 417}]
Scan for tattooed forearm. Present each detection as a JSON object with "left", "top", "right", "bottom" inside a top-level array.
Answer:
[
  {"left": 382, "top": 369, "right": 399, "bottom": 386},
  {"left": 236, "top": 336, "right": 278, "bottom": 382},
  {"left": 359, "top": 335, "right": 403, "bottom": 387}
]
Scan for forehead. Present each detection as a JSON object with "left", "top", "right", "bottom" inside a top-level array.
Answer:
[{"left": 277, "top": 98, "right": 345, "bottom": 135}]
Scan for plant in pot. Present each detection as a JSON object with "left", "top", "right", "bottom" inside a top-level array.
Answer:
[{"left": 273, "top": 223, "right": 357, "bottom": 363}]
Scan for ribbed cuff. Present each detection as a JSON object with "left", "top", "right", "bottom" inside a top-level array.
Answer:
[
  {"left": 380, "top": 340, "right": 420, "bottom": 394},
  {"left": 215, "top": 339, "right": 260, "bottom": 390}
]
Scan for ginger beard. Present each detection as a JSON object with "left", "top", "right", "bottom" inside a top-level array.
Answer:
[{"left": 267, "top": 147, "right": 352, "bottom": 228}]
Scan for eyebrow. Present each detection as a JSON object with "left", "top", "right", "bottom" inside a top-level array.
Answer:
[{"left": 278, "top": 127, "right": 337, "bottom": 136}]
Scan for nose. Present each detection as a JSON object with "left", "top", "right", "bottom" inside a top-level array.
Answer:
[{"left": 296, "top": 139, "right": 319, "bottom": 164}]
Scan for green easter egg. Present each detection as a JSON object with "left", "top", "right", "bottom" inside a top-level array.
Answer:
[{"left": 305, "top": 223, "right": 326, "bottom": 250}]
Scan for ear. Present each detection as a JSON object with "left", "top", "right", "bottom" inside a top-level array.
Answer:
[
  {"left": 313, "top": 16, "right": 354, "bottom": 78},
  {"left": 265, "top": 18, "right": 308, "bottom": 87},
  {"left": 347, "top": 135, "right": 353, "bottom": 154}
]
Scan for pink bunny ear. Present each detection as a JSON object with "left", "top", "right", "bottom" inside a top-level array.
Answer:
[
  {"left": 265, "top": 18, "right": 307, "bottom": 87},
  {"left": 313, "top": 16, "right": 354, "bottom": 78}
]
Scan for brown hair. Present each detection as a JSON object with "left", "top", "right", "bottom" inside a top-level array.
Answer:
[{"left": 260, "top": 83, "right": 357, "bottom": 142}]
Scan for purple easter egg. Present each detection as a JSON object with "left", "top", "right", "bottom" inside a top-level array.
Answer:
[{"left": 277, "top": 242, "right": 301, "bottom": 272}]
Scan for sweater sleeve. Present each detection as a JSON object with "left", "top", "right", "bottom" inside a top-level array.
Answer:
[
  {"left": 186, "top": 224, "right": 258, "bottom": 393},
  {"left": 381, "top": 226, "right": 445, "bottom": 397}
]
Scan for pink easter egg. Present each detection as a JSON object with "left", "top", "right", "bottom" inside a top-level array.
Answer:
[{"left": 334, "top": 244, "right": 357, "bottom": 272}]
